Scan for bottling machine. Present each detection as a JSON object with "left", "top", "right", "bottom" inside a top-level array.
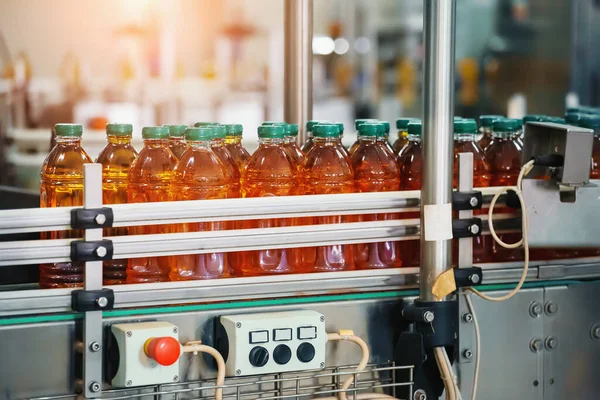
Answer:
[{"left": 1, "top": 1, "right": 600, "bottom": 399}]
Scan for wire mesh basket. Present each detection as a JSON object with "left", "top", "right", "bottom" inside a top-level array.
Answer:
[{"left": 31, "top": 362, "right": 414, "bottom": 400}]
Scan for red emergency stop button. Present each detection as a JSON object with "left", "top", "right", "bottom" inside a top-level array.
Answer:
[{"left": 144, "top": 336, "right": 181, "bottom": 366}]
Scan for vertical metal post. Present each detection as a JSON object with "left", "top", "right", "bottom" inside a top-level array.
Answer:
[
  {"left": 284, "top": 0, "right": 313, "bottom": 143},
  {"left": 420, "top": 0, "right": 456, "bottom": 301},
  {"left": 83, "top": 163, "right": 104, "bottom": 398}
]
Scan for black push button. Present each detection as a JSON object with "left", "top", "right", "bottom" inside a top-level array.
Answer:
[
  {"left": 249, "top": 346, "right": 269, "bottom": 367},
  {"left": 273, "top": 344, "right": 292, "bottom": 365},
  {"left": 296, "top": 342, "right": 315, "bottom": 363}
]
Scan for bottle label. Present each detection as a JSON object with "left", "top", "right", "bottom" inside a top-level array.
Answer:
[{"left": 423, "top": 203, "right": 453, "bottom": 241}]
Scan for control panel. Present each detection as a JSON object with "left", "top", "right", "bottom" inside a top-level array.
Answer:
[
  {"left": 111, "top": 321, "right": 181, "bottom": 387},
  {"left": 217, "top": 310, "right": 326, "bottom": 376}
]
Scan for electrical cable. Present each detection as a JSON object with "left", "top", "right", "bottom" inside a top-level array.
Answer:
[
  {"left": 182, "top": 341, "right": 226, "bottom": 400},
  {"left": 464, "top": 293, "right": 480, "bottom": 400},
  {"left": 433, "top": 347, "right": 456, "bottom": 400}
]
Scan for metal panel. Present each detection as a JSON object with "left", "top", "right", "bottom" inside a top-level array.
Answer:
[{"left": 458, "top": 288, "right": 544, "bottom": 400}]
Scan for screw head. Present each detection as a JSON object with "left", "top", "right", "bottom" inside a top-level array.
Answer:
[
  {"left": 173, "top": 375, "right": 179, "bottom": 382},
  {"left": 469, "top": 224, "right": 480, "bottom": 235},
  {"left": 462, "top": 313, "right": 473, "bottom": 323},
  {"left": 462, "top": 349, "right": 473, "bottom": 359},
  {"left": 126, "top": 331, "right": 132, "bottom": 337},
  {"left": 95, "top": 246, "right": 107, "bottom": 258},
  {"left": 173, "top": 326, "right": 178, "bottom": 334},
  {"left": 95, "top": 214, "right": 107, "bottom": 225},
  {"left": 529, "top": 302, "right": 543, "bottom": 318},
  {"left": 545, "top": 336, "right": 558, "bottom": 350},
  {"left": 423, "top": 311, "right": 435, "bottom": 323},
  {"left": 413, "top": 389, "right": 427, "bottom": 400},
  {"left": 89, "top": 341, "right": 101, "bottom": 352},
  {"left": 320, "top": 362, "right": 325, "bottom": 368},
  {"left": 320, "top": 316, "right": 325, "bottom": 322},
  {"left": 126, "top": 380, "right": 132, "bottom": 387},
  {"left": 545, "top": 301, "right": 558, "bottom": 315},
  {"left": 592, "top": 325, "right": 600, "bottom": 340},
  {"left": 469, "top": 274, "right": 481, "bottom": 284},
  {"left": 530, "top": 338, "right": 543, "bottom": 353},
  {"left": 236, "top": 322, "right": 242, "bottom": 328},
  {"left": 469, "top": 197, "right": 479, "bottom": 207},
  {"left": 96, "top": 297, "right": 108, "bottom": 308},
  {"left": 236, "top": 369, "right": 242, "bottom": 376},
  {"left": 89, "top": 381, "right": 101, "bottom": 393}
]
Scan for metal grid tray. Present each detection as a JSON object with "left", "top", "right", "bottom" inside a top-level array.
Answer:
[{"left": 30, "top": 363, "right": 413, "bottom": 400}]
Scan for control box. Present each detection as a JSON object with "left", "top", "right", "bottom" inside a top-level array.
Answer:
[
  {"left": 111, "top": 321, "right": 181, "bottom": 387},
  {"left": 217, "top": 310, "right": 326, "bottom": 376}
]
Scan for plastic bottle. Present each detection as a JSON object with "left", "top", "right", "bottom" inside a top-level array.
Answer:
[
  {"left": 477, "top": 115, "right": 503, "bottom": 151},
  {"left": 453, "top": 118, "right": 492, "bottom": 263},
  {"left": 96, "top": 123, "right": 138, "bottom": 285},
  {"left": 380, "top": 121, "right": 396, "bottom": 155},
  {"left": 165, "top": 124, "right": 188, "bottom": 159},
  {"left": 351, "top": 122, "right": 402, "bottom": 269},
  {"left": 485, "top": 118, "right": 524, "bottom": 262},
  {"left": 283, "top": 123, "right": 304, "bottom": 167},
  {"left": 127, "top": 126, "right": 177, "bottom": 283},
  {"left": 169, "top": 127, "right": 231, "bottom": 280},
  {"left": 349, "top": 119, "right": 377, "bottom": 154},
  {"left": 301, "top": 120, "right": 325, "bottom": 154},
  {"left": 240, "top": 124, "right": 303, "bottom": 275},
  {"left": 223, "top": 124, "right": 250, "bottom": 170},
  {"left": 393, "top": 118, "right": 418, "bottom": 154},
  {"left": 211, "top": 125, "right": 241, "bottom": 198},
  {"left": 302, "top": 123, "right": 355, "bottom": 271},
  {"left": 398, "top": 121, "right": 422, "bottom": 267},
  {"left": 40, "top": 124, "right": 92, "bottom": 288}
]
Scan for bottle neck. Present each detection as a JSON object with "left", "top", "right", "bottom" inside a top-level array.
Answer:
[
  {"left": 55, "top": 136, "right": 82, "bottom": 145},
  {"left": 314, "top": 136, "right": 342, "bottom": 146},
  {"left": 188, "top": 140, "right": 212, "bottom": 149},
  {"left": 284, "top": 135, "right": 299, "bottom": 144},
  {"left": 492, "top": 130, "right": 520, "bottom": 139},
  {"left": 408, "top": 134, "right": 421, "bottom": 143},
  {"left": 399, "top": 129, "right": 409, "bottom": 138},
  {"left": 358, "top": 135, "right": 377, "bottom": 143},
  {"left": 454, "top": 133, "right": 477, "bottom": 142},
  {"left": 107, "top": 135, "right": 132, "bottom": 145},
  {"left": 225, "top": 135, "right": 242, "bottom": 144},
  {"left": 143, "top": 138, "right": 168, "bottom": 148},
  {"left": 479, "top": 127, "right": 493, "bottom": 137},
  {"left": 259, "top": 137, "right": 285, "bottom": 146},
  {"left": 169, "top": 136, "right": 184, "bottom": 142},
  {"left": 211, "top": 138, "right": 225, "bottom": 147}
]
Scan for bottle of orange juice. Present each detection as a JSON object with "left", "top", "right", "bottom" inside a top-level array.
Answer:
[
  {"left": 477, "top": 115, "right": 503, "bottom": 151},
  {"left": 96, "top": 123, "right": 138, "bottom": 284},
  {"left": 40, "top": 124, "right": 92, "bottom": 288},
  {"left": 211, "top": 125, "right": 241, "bottom": 198},
  {"left": 303, "top": 123, "right": 355, "bottom": 271},
  {"left": 224, "top": 124, "right": 250, "bottom": 170},
  {"left": 169, "top": 127, "right": 231, "bottom": 280},
  {"left": 380, "top": 121, "right": 396, "bottom": 154},
  {"left": 301, "top": 120, "right": 326, "bottom": 153},
  {"left": 393, "top": 118, "right": 417, "bottom": 154},
  {"left": 349, "top": 119, "right": 377, "bottom": 154},
  {"left": 351, "top": 122, "right": 402, "bottom": 269},
  {"left": 283, "top": 123, "right": 304, "bottom": 167},
  {"left": 240, "top": 124, "right": 303, "bottom": 275},
  {"left": 127, "top": 126, "right": 177, "bottom": 283},
  {"left": 165, "top": 124, "right": 188, "bottom": 159}
]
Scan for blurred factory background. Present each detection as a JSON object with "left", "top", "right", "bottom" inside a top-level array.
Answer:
[{"left": 0, "top": 0, "right": 587, "bottom": 190}]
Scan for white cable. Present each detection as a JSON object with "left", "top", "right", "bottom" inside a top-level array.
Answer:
[
  {"left": 182, "top": 342, "right": 226, "bottom": 400},
  {"left": 469, "top": 159, "right": 535, "bottom": 302},
  {"left": 433, "top": 347, "right": 456, "bottom": 400},
  {"left": 464, "top": 293, "right": 480, "bottom": 400}
]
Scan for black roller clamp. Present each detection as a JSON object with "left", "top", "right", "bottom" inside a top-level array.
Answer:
[
  {"left": 452, "top": 190, "right": 483, "bottom": 211},
  {"left": 70, "top": 207, "right": 114, "bottom": 230},
  {"left": 454, "top": 267, "right": 483, "bottom": 287},
  {"left": 452, "top": 218, "right": 483, "bottom": 239},
  {"left": 71, "top": 288, "right": 115, "bottom": 312},
  {"left": 71, "top": 239, "right": 114, "bottom": 262}
]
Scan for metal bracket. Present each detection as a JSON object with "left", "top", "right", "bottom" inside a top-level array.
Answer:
[
  {"left": 71, "top": 207, "right": 113, "bottom": 229},
  {"left": 71, "top": 239, "right": 114, "bottom": 262},
  {"left": 454, "top": 267, "right": 483, "bottom": 287},
  {"left": 452, "top": 190, "right": 483, "bottom": 210},
  {"left": 452, "top": 218, "right": 482, "bottom": 238},
  {"left": 71, "top": 288, "right": 115, "bottom": 312}
]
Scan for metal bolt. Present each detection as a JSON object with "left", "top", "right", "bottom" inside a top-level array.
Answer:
[
  {"left": 413, "top": 389, "right": 427, "bottom": 400},
  {"left": 89, "top": 381, "right": 101, "bottom": 393},
  {"left": 462, "top": 313, "right": 473, "bottom": 323},
  {"left": 320, "top": 362, "right": 325, "bottom": 368},
  {"left": 126, "top": 380, "right": 132, "bottom": 387},
  {"left": 468, "top": 274, "right": 481, "bottom": 284},
  {"left": 462, "top": 349, "right": 473, "bottom": 359},
  {"left": 530, "top": 338, "right": 543, "bottom": 353},
  {"left": 423, "top": 311, "right": 435, "bottom": 323},
  {"left": 320, "top": 316, "right": 325, "bottom": 322},
  {"left": 545, "top": 301, "right": 558, "bottom": 316},
  {"left": 173, "top": 375, "right": 179, "bottom": 382},
  {"left": 236, "top": 322, "right": 242, "bottom": 328},
  {"left": 95, "top": 214, "right": 106, "bottom": 225},
  {"left": 173, "top": 326, "right": 178, "bottom": 334},
  {"left": 95, "top": 246, "right": 107, "bottom": 258},
  {"left": 89, "top": 341, "right": 101, "bottom": 352},
  {"left": 469, "top": 224, "right": 480, "bottom": 235},
  {"left": 96, "top": 297, "right": 108, "bottom": 308},
  {"left": 236, "top": 369, "right": 242, "bottom": 376},
  {"left": 545, "top": 336, "right": 558, "bottom": 351},
  {"left": 126, "top": 331, "right": 132, "bottom": 337},
  {"left": 529, "top": 302, "right": 543, "bottom": 318},
  {"left": 591, "top": 324, "right": 600, "bottom": 340},
  {"left": 469, "top": 197, "right": 479, "bottom": 207}
]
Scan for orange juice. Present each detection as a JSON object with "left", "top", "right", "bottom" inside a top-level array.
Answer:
[
  {"left": 301, "top": 120, "right": 326, "bottom": 154},
  {"left": 477, "top": 115, "right": 503, "bottom": 151},
  {"left": 96, "top": 123, "right": 138, "bottom": 285},
  {"left": 224, "top": 124, "right": 251, "bottom": 170},
  {"left": 283, "top": 123, "right": 304, "bottom": 167},
  {"left": 211, "top": 125, "right": 241, "bottom": 198},
  {"left": 393, "top": 118, "right": 417, "bottom": 154},
  {"left": 165, "top": 125, "right": 188, "bottom": 159},
  {"left": 40, "top": 124, "right": 92, "bottom": 288}
]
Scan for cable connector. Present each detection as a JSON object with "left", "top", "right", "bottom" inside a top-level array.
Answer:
[{"left": 531, "top": 154, "right": 564, "bottom": 167}]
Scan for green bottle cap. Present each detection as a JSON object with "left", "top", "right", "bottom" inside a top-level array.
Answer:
[
  {"left": 314, "top": 123, "right": 341, "bottom": 138},
  {"left": 212, "top": 125, "right": 227, "bottom": 139},
  {"left": 358, "top": 122, "right": 386, "bottom": 137},
  {"left": 380, "top": 121, "right": 391, "bottom": 134},
  {"left": 55, "top": 123, "right": 83, "bottom": 137},
  {"left": 396, "top": 118, "right": 419, "bottom": 130},
  {"left": 565, "top": 112, "right": 587, "bottom": 125},
  {"left": 354, "top": 118, "right": 377, "bottom": 130},
  {"left": 306, "top": 120, "right": 327, "bottom": 132},
  {"left": 454, "top": 118, "right": 478, "bottom": 134},
  {"left": 407, "top": 121, "right": 422, "bottom": 136},
  {"left": 142, "top": 126, "right": 170, "bottom": 139},
  {"left": 492, "top": 118, "right": 521, "bottom": 132},
  {"left": 523, "top": 114, "right": 548, "bottom": 123},
  {"left": 106, "top": 123, "right": 132, "bottom": 137},
  {"left": 545, "top": 116, "right": 566, "bottom": 124},
  {"left": 194, "top": 121, "right": 219, "bottom": 127},
  {"left": 185, "top": 127, "right": 214, "bottom": 141},
  {"left": 479, "top": 115, "right": 504, "bottom": 128},
  {"left": 334, "top": 122, "right": 345, "bottom": 134},
  {"left": 164, "top": 124, "right": 187, "bottom": 137},
  {"left": 577, "top": 114, "right": 600, "bottom": 129},
  {"left": 224, "top": 124, "right": 243, "bottom": 136},
  {"left": 258, "top": 124, "right": 286, "bottom": 138},
  {"left": 454, "top": 116, "right": 464, "bottom": 121},
  {"left": 262, "top": 121, "right": 286, "bottom": 125},
  {"left": 285, "top": 123, "right": 299, "bottom": 136}
]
